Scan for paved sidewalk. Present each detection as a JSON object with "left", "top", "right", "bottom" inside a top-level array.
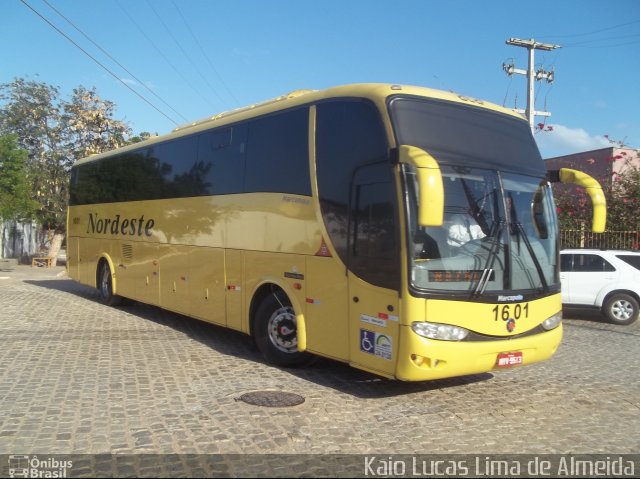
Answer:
[
  {"left": 0, "top": 264, "right": 638, "bottom": 476},
  {"left": 0, "top": 261, "right": 67, "bottom": 281}
]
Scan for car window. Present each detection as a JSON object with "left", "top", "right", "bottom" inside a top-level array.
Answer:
[
  {"left": 572, "top": 254, "right": 616, "bottom": 272},
  {"left": 616, "top": 254, "right": 640, "bottom": 271},
  {"left": 560, "top": 254, "right": 573, "bottom": 272}
]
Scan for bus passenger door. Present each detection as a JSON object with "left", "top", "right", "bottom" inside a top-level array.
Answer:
[
  {"left": 304, "top": 255, "right": 349, "bottom": 361},
  {"left": 347, "top": 165, "right": 401, "bottom": 377}
]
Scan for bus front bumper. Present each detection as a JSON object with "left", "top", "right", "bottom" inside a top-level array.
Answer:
[{"left": 394, "top": 323, "right": 563, "bottom": 381}]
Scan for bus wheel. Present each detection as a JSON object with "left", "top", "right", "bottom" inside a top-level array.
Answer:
[
  {"left": 98, "top": 262, "right": 122, "bottom": 306},
  {"left": 254, "top": 292, "right": 311, "bottom": 367}
]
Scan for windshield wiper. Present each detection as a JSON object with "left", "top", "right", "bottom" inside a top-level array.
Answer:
[
  {"left": 473, "top": 218, "right": 504, "bottom": 296},
  {"left": 513, "top": 222, "right": 549, "bottom": 292},
  {"left": 460, "top": 177, "right": 490, "bottom": 235},
  {"left": 472, "top": 187, "right": 504, "bottom": 296}
]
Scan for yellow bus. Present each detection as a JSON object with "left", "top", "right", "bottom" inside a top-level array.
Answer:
[{"left": 67, "top": 84, "right": 606, "bottom": 381}]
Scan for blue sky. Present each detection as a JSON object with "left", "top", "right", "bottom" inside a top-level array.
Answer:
[{"left": 2, "top": 0, "right": 639, "bottom": 158}]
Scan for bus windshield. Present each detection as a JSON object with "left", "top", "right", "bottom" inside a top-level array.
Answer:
[
  {"left": 404, "top": 166, "right": 558, "bottom": 293},
  {"left": 391, "top": 96, "right": 559, "bottom": 295}
]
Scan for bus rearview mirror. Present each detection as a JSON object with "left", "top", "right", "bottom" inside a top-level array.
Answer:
[
  {"left": 398, "top": 145, "right": 444, "bottom": 227},
  {"left": 548, "top": 168, "right": 607, "bottom": 233}
]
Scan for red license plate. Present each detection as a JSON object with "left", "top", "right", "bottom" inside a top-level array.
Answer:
[{"left": 496, "top": 351, "right": 523, "bottom": 367}]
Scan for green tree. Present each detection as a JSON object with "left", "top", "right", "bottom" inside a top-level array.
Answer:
[
  {"left": 0, "top": 134, "right": 38, "bottom": 220},
  {"left": 0, "top": 78, "right": 64, "bottom": 231},
  {"left": 0, "top": 78, "right": 131, "bottom": 262},
  {"left": 127, "top": 131, "right": 154, "bottom": 145}
]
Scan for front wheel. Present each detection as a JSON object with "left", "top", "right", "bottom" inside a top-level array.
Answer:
[
  {"left": 98, "top": 262, "right": 122, "bottom": 306},
  {"left": 603, "top": 293, "right": 639, "bottom": 325},
  {"left": 253, "top": 292, "right": 312, "bottom": 367}
]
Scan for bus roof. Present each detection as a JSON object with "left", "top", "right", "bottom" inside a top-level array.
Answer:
[{"left": 74, "top": 83, "right": 526, "bottom": 166}]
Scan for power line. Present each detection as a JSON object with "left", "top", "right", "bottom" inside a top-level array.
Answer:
[
  {"left": 563, "top": 34, "right": 640, "bottom": 48},
  {"left": 565, "top": 39, "right": 640, "bottom": 48},
  {"left": 19, "top": 0, "right": 179, "bottom": 126},
  {"left": 542, "top": 19, "right": 640, "bottom": 48},
  {"left": 116, "top": 0, "right": 217, "bottom": 111},
  {"left": 542, "top": 19, "right": 640, "bottom": 39},
  {"left": 172, "top": 1, "right": 239, "bottom": 106},
  {"left": 40, "top": 0, "right": 189, "bottom": 123},
  {"left": 145, "top": 0, "right": 228, "bottom": 108}
]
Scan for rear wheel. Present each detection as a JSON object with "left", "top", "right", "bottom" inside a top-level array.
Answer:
[
  {"left": 98, "top": 262, "right": 122, "bottom": 306},
  {"left": 603, "top": 293, "right": 638, "bottom": 325},
  {"left": 253, "top": 291, "right": 312, "bottom": 367}
]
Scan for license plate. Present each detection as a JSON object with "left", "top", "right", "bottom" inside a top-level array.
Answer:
[{"left": 496, "top": 351, "right": 523, "bottom": 367}]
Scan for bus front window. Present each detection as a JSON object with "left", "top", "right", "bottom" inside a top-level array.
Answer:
[
  {"left": 405, "top": 165, "right": 558, "bottom": 294},
  {"left": 504, "top": 174, "right": 559, "bottom": 291}
]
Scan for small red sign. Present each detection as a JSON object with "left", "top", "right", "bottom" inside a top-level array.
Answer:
[
  {"left": 315, "top": 237, "right": 332, "bottom": 257},
  {"left": 496, "top": 351, "right": 523, "bottom": 368}
]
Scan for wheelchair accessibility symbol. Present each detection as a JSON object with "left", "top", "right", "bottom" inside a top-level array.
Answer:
[
  {"left": 360, "top": 329, "right": 375, "bottom": 353},
  {"left": 360, "top": 329, "right": 392, "bottom": 360}
]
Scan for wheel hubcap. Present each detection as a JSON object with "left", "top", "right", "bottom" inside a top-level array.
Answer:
[
  {"left": 101, "top": 268, "right": 111, "bottom": 298},
  {"left": 612, "top": 300, "right": 633, "bottom": 320},
  {"left": 267, "top": 306, "right": 298, "bottom": 353}
]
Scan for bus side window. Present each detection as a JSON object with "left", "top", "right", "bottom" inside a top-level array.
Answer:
[
  {"left": 116, "top": 149, "right": 162, "bottom": 202},
  {"left": 198, "top": 126, "right": 246, "bottom": 195},
  {"left": 244, "top": 107, "right": 310, "bottom": 196},
  {"left": 155, "top": 137, "right": 200, "bottom": 198}
]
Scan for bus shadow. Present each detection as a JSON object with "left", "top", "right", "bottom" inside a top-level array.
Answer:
[
  {"left": 25, "top": 278, "right": 493, "bottom": 398},
  {"left": 285, "top": 361, "right": 494, "bottom": 398},
  {"left": 24, "top": 278, "right": 100, "bottom": 299}
]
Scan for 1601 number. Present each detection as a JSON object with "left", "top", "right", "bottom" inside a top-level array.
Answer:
[{"left": 492, "top": 303, "right": 529, "bottom": 322}]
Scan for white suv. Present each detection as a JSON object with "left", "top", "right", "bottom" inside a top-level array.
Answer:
[{"left": 560, "top": 249, "right": 640, "bottom": 325}]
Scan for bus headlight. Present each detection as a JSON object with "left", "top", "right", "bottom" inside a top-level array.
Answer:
[
  {"left": 411, "top": 322, "right": 469, "bottom": 341},
  {"left": 542, "top": 312, "right": 562, "bottom": 331}
]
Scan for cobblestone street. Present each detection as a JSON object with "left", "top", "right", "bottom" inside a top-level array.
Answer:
[{"left": 1, "top": 264, "right": 638, "bottom": 475}]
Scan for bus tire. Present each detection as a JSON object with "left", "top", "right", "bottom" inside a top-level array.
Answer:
[
  {"left": 98, "top": 261, "right": 122, "bottom": 306},
  {"left": 253, "top": 291, "right": 311, "bottom": 367}
]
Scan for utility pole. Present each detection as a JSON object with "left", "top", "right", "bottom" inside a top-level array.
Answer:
[{"left": 503, "top": 38, "right": 561, "bottom": 132}]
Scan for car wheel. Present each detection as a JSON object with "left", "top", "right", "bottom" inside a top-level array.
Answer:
[
  {"left": 603, "top": 293, "right": 639, "bottom": 325},
  {"left": 253, "top": 291, "right": 312, "bottom": 367},
  {"left": 98, "top": 262, "right": 122, "bottom": 306}
]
